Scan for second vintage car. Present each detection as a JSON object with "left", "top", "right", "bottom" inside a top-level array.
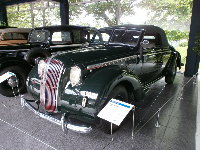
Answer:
[
  {"left": 21, "top": 24, "right": 181, "bottom": 134},
  {"left": 0, "top": 25, "right": 94, "bottom": 97}
]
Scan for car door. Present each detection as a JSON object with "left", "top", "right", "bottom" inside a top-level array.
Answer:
[{"left": 139, "top": 35, "right": 165, "bottom": 84}]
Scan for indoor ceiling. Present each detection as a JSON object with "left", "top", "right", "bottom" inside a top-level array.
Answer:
[{"left": 1, "top": 0, "right": 60, "bottom": 6}]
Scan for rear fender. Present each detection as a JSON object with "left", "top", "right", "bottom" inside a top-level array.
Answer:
[
  {"left": 176, "top": 51, "right": 182, "bottom": 69},
  {"left": 164, "top": 50, "right": 179, "bottom": 75},
  {"left": 168, "top": 47, "right": 181, "bottom": 69}
]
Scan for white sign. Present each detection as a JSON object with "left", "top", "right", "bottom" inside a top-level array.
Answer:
[
  {"left": 97, "top": 99, "right": 134, "bottom": 126},
  {"left": 0, "top": 72, "right": 15, "bottom": 83}
]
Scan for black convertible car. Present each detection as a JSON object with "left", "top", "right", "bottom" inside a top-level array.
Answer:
[{"left": 22, "top": 24, "right": 181, "bottom": 134}]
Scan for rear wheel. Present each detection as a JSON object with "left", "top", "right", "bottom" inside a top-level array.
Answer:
[
  {"left": 0, "top": 66, "right": 27, "bottom": 97},
  {"left": 99, "top": 85, "right": 129, "bottom": 134},
  {"left": 165, "top": 62, "right": 177, "bottom": 84}
]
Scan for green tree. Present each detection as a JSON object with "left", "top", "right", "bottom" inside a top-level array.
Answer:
[
  {"left": 0, "top": 21, "right": 6, "bottom": 26},
  {"left": 69, "top": 4, "right": 83, "bottom": 23},
  {"left": 83, "top": 0, "right": 135, "bottom": 26},
  {"left": 138, "top": 0, "right": 193, "bottom": 31},
  {"left": 165, "top": 30, "right": 189, "bottom": 41},
  {"left": 193, "top": 33, "right": 200, "bottom": 56}
]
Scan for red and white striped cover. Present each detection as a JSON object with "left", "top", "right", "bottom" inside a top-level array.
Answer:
[{"left": 40, "top": 59, "right": 64, "bottom": 112}]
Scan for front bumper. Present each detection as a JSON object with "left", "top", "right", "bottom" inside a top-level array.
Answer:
[{"left": 20, "top": 96, "right": 92, "bottom": 134}]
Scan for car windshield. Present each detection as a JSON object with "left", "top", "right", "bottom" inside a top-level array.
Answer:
[
  {"left": 29, "top": 30, "right": 50, "bottom": 43},
  {"left": 91, "top": 28, "right": 142, "bottom": 46}
]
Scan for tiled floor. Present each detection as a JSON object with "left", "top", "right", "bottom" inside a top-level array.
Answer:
[{"left": 0, "top": 73, "right": 198, "bottom": 150}]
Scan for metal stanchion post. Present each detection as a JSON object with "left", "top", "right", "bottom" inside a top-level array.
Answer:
[
  {"left": 155, "top": 108, "right": 161, "bottom": 128},
  {"left": 193, "top": 75, "right": 197, "bottom": 85},
  {"left": 132, "top": 107, "right": 135, "bottom": 140},
  {"left": 61, "top": 113, "right": 68, "bottom": 134},
  {"left": 111, "top": 123, "right": 114, "bottom": 141}
]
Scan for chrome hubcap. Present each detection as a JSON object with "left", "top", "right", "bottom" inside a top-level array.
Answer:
[{"left": 7, "top": 76, "right": 19, "bottom": 88}]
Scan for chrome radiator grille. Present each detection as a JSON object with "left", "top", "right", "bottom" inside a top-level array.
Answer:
[{"left": 40, "top": 59, "right": 64, "bottom": 112}]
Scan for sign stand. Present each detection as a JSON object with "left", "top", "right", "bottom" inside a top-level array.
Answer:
[{"left": 98, "top": 99, "right": 134, "bottom": 139}]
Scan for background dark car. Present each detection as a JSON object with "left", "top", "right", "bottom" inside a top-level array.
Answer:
[{"left": 0, "top": 25, "right": 95, "bottom": 97}]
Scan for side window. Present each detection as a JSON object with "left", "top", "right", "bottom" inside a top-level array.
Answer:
[
  {"left": 29, "top": 30, "right": 49, "bottom": 43},
  {"left": 142, "top": 35, "right": 157, "bottom": 49},
  {"left": 110, "top": 29, "right": 125, "bottom": 43},
  {"left": 3, "top": 33, "right": 12, "bottom": 40},
  {"left": 0, "top": 32, "right": 2, "bottom": 40},
  {"left": 110, "top": 29, "right": 141, "bottom": 46},
  {"left": 81, "top": 30, "right": 95, "bottom": 43},
  {"left": 72, "top": 30, "right": 81, "bottom": 43},
  {"left": 92, "top": 32, "right": 110, "bottom": 44},
  {"left": 12, "top": 33, "right": 28, "bottom": 40},
  {"left": 101, "top": 33, "right": 110, "bottom": 42},
  {"left": 52, "top": 31, "right": 72, "bottom": 44},
  {"left": 92, "top": 33, "right": 101, "bottom": 43}
]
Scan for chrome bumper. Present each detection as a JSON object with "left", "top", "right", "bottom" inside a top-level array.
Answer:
[{"left": 20, "top": 96, "right": 92, "bottom": 134}]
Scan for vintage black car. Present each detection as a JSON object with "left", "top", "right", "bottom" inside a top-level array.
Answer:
[
  {"left": 22, "top": 25, "right": 181, "bottom": 134},
  {"left": 0, "top": 25, "right": 94, "bottom": 97}
]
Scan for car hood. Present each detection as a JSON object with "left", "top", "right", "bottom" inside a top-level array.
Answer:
[{"left": 53, "top": 45, "right": 137, "bottom": 68}]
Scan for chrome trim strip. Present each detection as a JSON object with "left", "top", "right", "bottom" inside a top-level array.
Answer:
[
  {"left": 21, "top": 97, "right": 92, "bottom": 134},
  {"left": 87, "top": 55, "right": 137, "bottom": 70}
]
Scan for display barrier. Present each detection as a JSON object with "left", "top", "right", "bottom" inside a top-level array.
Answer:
[
  {"left": 0, "top": 70, "right": 198, "bottom": 148},
  {"left": 134, "top": 72, "right": 198, "bottom": 135}
]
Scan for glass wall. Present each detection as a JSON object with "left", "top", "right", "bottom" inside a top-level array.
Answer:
[{"left": 7, "top": 0, "right": 61, "bottom": 28}]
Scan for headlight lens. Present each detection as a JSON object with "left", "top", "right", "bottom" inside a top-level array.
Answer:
[
  {"left": 38, "top": 60, "right": 46, "bottom": 77},
  {"left": 70, "top": 66, "right": 81, "bottom": 87}
]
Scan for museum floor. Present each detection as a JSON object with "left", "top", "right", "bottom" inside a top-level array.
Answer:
[{"left": 0, "top": 72, "right": 198, "bottom": 150}]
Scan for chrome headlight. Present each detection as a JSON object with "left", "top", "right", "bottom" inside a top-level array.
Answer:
[
  {"left": 70, "top": 66, "right": 82, "bottom": 87},
  {"left": 38, "top": 60, "right": 46, "bottom": 77}
]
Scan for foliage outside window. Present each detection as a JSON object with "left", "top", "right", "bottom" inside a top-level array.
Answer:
[
  {"left": 0, "top": 21, "right": 6, "bottom": 26},
  {"left": 6, "top": 0, "right": 61, "bottom": 28},
  {"left": 193, "top": 33, "right": 200, "bottom": 56}
]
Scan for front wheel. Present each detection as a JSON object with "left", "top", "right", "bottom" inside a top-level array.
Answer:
[
  {"left": 165, "top": 62, "right": 177, "bottom": 84},
  {"left": 98, "top": 85, "right": 129, "bottom": 134},
  {"left": 0, "top": 66, "right": 28, "bottom": 97}
]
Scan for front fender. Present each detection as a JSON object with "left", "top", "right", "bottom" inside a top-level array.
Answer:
[
  {"left": 79, "top": 65, "right": 144, "bottom": 109},
  {"left": 61, "top": 65, "right": 144, "bottom": 124}
]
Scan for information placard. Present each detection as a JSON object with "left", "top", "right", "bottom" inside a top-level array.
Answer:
[
  {"left": 0, "top": 72, "right": 15, "bottom": 83},
  {"left": 97, "top": 99, "right": 134, "bottom": 126}
]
